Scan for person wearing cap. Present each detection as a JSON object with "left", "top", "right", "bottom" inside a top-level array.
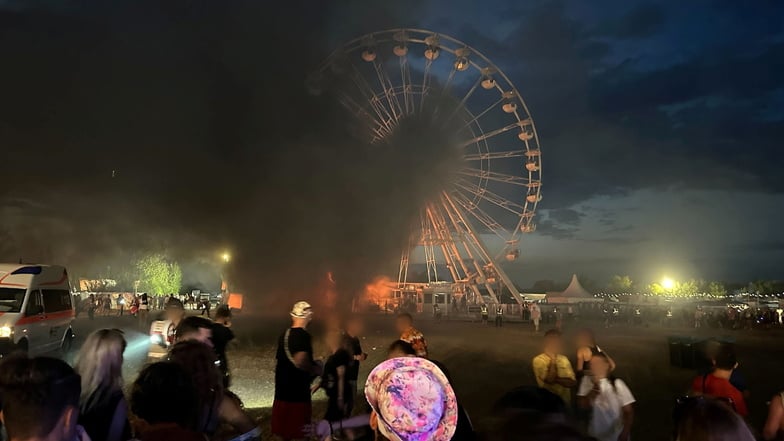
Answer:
[
  {"left": 307, "top": 357, "right": 460, "bottom": 441},
  {"left": 272, "top": 301, "right": 322, "bottom": 441},
  {"left": 366, "top": 357, "right": 458, "bottom": 441}
]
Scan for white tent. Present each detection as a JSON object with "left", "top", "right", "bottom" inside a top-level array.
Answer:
[{"left": 546, "top": 274, "right": 603, "bottom": 304}]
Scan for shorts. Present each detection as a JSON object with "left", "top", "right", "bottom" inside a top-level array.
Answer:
[{"left": 272, "top": 400, "right": 311, "bottom": 440}]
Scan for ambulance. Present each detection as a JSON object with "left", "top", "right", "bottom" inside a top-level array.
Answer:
[{"left": 0, "top": 264, "right": 75, "bottom": 356}]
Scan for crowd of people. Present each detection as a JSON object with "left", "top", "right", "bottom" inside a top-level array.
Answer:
[
  {"left": 461, "top": 301, "right": 784, "bottom": 334},
  {"left": 271, "top": 303, "right": 784, "bottom": 441},
  {"left": 78, "top": 293, "right": 219, "bottom": 321},
  {"left": 0, "top": 300, "right": 783, "bottom": 441}
]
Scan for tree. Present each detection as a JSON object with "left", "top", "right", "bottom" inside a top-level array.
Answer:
[
  {"left": 749, "top": 280, "right": 774, "bottom": 295},
  {"left": 135, "top": 254, "right": 182, "bottom": 296},
  {"left": 607, "top": 275, "right": 634, "bottom": 293},
  {"left": 677, "top": 280, "right": 700, "bottom": 297},
  {"left": 708, "top": 281, "right": 727, "bottom": 298},
  {"left": 647, "top": 283, "right": 666, "bottom": 296}
]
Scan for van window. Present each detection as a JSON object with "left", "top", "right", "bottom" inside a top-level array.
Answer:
[
  {"left": 0, "top": 288, "right": 25, "bottom": 313},
  {"left": 25, "top": 290, "right": 44, "bottom": 316},
  {"left": 42, "top": 289, "right": 72, "bottom": 313}
]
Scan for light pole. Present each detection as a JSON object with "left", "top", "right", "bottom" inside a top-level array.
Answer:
[{"left": 220, "top": 252, "right": 231, "bottom": 305}]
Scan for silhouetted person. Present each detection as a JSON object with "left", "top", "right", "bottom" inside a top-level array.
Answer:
[{"left": 0, "top": 354, "right": 89, "bottom": 441}]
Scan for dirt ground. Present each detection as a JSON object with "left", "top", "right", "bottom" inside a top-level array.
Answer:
[{"left": 73, "top": 311, "right": 784, "bottom": 440}]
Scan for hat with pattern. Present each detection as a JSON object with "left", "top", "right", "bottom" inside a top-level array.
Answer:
[
  {"left": 290, "top": 301, "right": 313, "bottom": 319},
  {"left": 365, "top": 357, "right": 458, "bottom": 441}
]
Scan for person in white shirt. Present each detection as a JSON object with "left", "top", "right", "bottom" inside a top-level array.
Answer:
[
  {"left": 577, "top": 353, "right": 634, "bottom": 441},
  {"left": 530, "top": 303, "right": 542, "bottom": 332}
]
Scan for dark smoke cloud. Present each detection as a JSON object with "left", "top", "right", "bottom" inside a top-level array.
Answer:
[{"left": 0, "top": 0, "right": 459, "bottom": 310}]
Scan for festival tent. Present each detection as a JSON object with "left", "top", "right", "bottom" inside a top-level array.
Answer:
[{"left": 546, "top": 274, "right": 603, "bottom": 304}]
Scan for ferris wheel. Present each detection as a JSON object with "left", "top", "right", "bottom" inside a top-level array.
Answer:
[{"left": 309, "top": 29, "right": 542, "bottom": 305}]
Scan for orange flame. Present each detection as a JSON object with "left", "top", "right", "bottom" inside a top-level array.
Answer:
[{"left": 361, "top": 276, "right": 394, "bottom": 308}]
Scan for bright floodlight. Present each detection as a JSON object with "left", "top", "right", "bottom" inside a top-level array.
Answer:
[
  {"left": 662, "top": 277, "right": 675, "bottom": 290},
  {"left": 222, "top": 252, "right": 231, "bottom": 263}
]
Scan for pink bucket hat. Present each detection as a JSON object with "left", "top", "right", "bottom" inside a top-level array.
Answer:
[{"left": 365, "top": 357, "right": 458, "bottom": 441}]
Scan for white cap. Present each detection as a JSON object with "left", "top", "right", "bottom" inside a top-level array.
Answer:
[{"left": 290, "top": 301, "right": 313, "bottom": 319}]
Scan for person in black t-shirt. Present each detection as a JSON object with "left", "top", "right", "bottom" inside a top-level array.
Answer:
[
  {"left": 343, "top": 317, "right": 367, "bottom": 410},
  {"left": 212, "top": 305, "right": 235, "bottom": 388},
  {"left": 212, "top": 305, "right": 234, "bottom": 388},
  {"left": 320, "top": 331, "right": 352, "bottom": 422},
  {"left": 272, "top": 301, "right": 322, "bottom": 441}
]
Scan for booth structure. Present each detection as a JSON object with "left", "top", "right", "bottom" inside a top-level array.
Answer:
[
  {"left": 545, "top": 274, "right": 603, "bottom": 304},
  {"left": 228, "top": 293, "right": 244, "bottom": 311}
]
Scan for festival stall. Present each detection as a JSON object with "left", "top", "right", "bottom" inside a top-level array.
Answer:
[{"left": 545, "top": 274, "right": 604, "bottom": 304}]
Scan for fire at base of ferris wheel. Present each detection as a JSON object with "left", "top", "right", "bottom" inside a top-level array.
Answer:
[{"left": 310, "top": 29, "right": 542, "bottom": 307}]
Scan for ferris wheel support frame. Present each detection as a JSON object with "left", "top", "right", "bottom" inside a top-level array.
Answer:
[
  {"left": 435, "top": 196, "right": 501, "bottom": 304},
  {"left": 442, "top": 192, "right": 526, "bottom": 305},
  {"left": 424, "top": 205, "right": 467, "bottom": 284}
]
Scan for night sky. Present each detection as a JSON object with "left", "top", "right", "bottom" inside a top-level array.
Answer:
[{"left": 0, "top": 0, "right": 782, "bottom": 293}]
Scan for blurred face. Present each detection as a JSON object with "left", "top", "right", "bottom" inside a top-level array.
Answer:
[
  {"left": 591, "top": 355, "right": 610, "bottom": 378},
  {"left": 576, "top": 331, "right": 592, "bottom": 347},
  {"left": 346, "top": 318, "right": 364, "bottom": 336},
  {"left": 166, "top": 308, "right": 185, "bottom": 323},
  {"left": 395, "top": 317, "right": 411, "bottom": 333},
  {"left": 326, "top": 332, "right": 342, "bottom": 352},
  {"left": 544, "top": 335, "right": 563, "bottom": 355}
]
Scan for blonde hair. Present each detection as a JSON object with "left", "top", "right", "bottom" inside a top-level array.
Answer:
[{"left": 75, "top": 329, "right": 126, "bottom": 404}]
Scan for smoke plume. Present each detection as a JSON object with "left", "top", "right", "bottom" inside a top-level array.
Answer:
[{"left": 0, "top": 0, "right": 465, "bottom": 311}]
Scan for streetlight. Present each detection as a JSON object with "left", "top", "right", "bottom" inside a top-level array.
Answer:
[
  {"left": 220, "top": 251, "right": 231, "bottom": 306},
  {"left": 662, "top": 277, "right": 675, "bottom": 290}
]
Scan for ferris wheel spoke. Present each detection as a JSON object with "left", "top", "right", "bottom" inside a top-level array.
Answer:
[
  {"left": 440, "top": 68, "right": 458, "bottom": 98},
  {"left": 453, "top": 179, "right": 525, "bottom": 215},
  {"left": 458, "top": 119, "right": 532, "bottom": 148},
  {"left": 372, "top": 60, "right": 403, "bottom": 123},
  {"left": 336, "top": 93, "right": 391, "bottom": 139},
  {"left": 348, "top": 66, "right": 397, "bottom": 133},
  {"left": 458, "top": 168, "right": 529, "bottom": 186},
  {"left": 459, "top": 97, "right": 504, "bottom": 131},
  {"left": 419, "top": 59, "right": 434, "bottom": 112},
  {"left": 399, "top": 56, "right": 414, "bottom": 116},
  {"left": 451, "top": 191, "right": 512, "bottom": 241},
  {"left": 463, "top": 149, "right": 526, "bottom": 161},
  {"left": 444, "top": 76, "right": 482, "bottom": 124}
]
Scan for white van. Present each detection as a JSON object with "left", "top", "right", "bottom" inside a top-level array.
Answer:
[{"left": 0, "top": 264, "right": 75, "bottom": 356}]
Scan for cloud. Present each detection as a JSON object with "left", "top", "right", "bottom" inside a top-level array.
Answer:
[
  {"left": 546, "top": 208, "right": 584, "bottom": 225},
  {"left": 535, "top": 220, "right": 579, "bottom": 240},
  {"left": 591, "top": 3, "right": 668, "bottom": 40},
  {"left": 604, "top": 225, "right": 634, "bottom": 234},
  {"left": 456, "top": 2, "right": 784, "bottom": 211}
]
